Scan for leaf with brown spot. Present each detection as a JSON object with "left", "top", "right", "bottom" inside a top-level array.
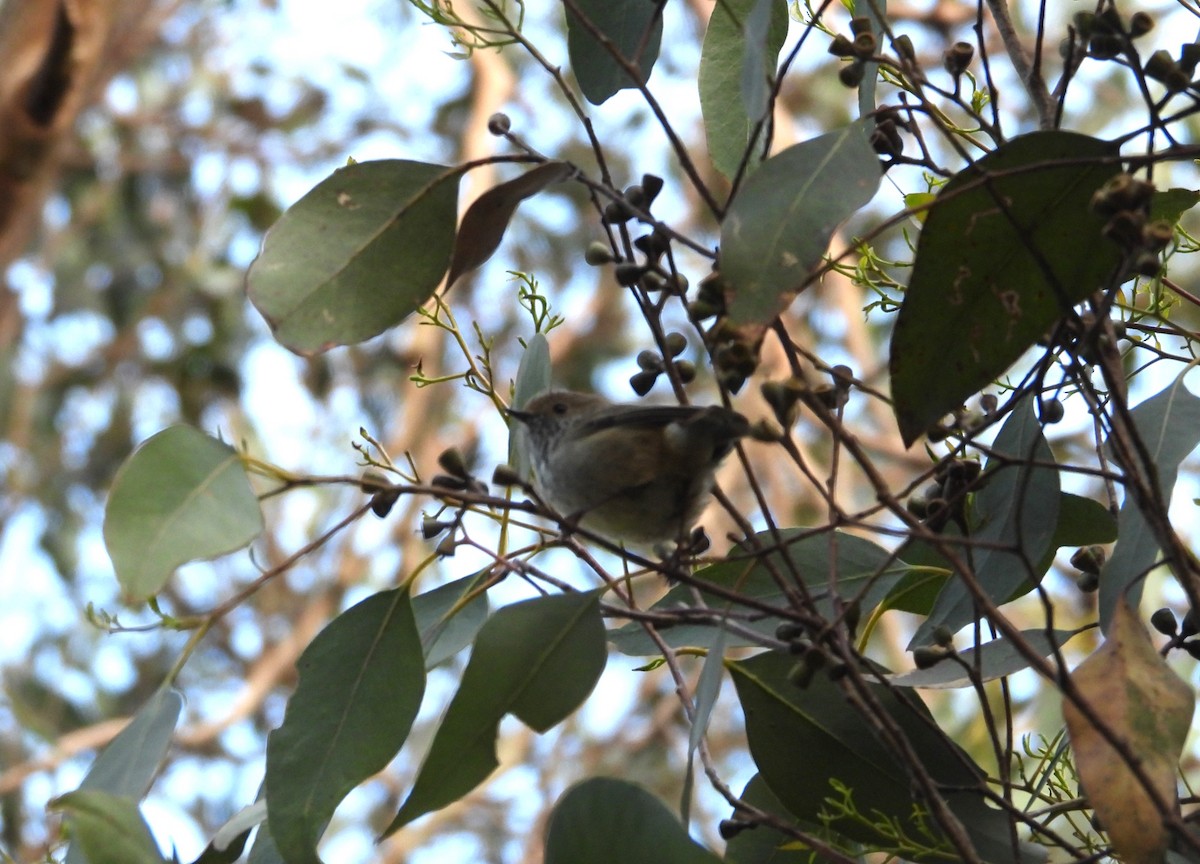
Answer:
[
  {"left": 1063, "top": 600, "right": 1194, "bottom": 864},
  {"left": 889, "top": 131, "right": 1123, "bottom": 446},
  {"left": 446, "top": 161, "right": 574, "bottom": 288}
]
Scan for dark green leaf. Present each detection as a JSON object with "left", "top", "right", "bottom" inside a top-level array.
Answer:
[
  {"left": 51, "top": 790, "right": 166, "bottom": 864},
  {"left": 890, "top": 131, "right": 1122, "bottom": 445},
  {"left": 247, "top": 159, "right": 460, "bottom": 355},
  {"left": 609, "top": 529, "right": 910, "bottom": 655},
  {"left": 104, "top": 426, "right": 263, "bottom": 601},
  {"left": 1100, "top": 375, "right": 1200, "bottom": 630},
  {"left": 266, "top": 588, "right": 425, "bottom": 864},
  {"left": 729, "top": 651, "right": 1026, "bottom": 862},
  {"left": 890, "top": 628, "right": 1084, "bottom": 688},
  {"left": 722, "top": 121, "right": 881, "bottom": 330},
  {"left": 412, "top": 572, "right": 490, "bottom": 669},
  {"left": 699, "top": 0, "right": 789, "bottom": 179},
  {"left": 911, "top": 397, "right": 1060, "bottom": 647},
  {"left": 384, "top": 590, "right": 606, "bottom": 834},
  {"left": 1051, "top": 492, "right": 1118, "bottom": 548},
  {"left": 724, "top": 775, "right": 816, "bottom": 864},
  {"left": 564, "top": 0, "right": 664, "bottom": 105},
  {"left": 446, "top": 162, "right": 573, "bottom": 286},
  {"left": 544, "top": 777, "right": 721, "bottom": 864}
]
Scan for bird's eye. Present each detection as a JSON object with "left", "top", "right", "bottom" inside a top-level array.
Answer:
[{"left": 552, "top": 402, "right": 568, "bottom": 415}]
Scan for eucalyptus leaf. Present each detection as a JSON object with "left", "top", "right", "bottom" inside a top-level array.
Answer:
[
  {"left": 104, "top": 426, "right": 262, "bottom": 602},
  {"left": 890, "top": 132, "right": 1122, "bottom": 445},
  {"left": 247, "top": 159, "right": 460, "bottom": 354}
]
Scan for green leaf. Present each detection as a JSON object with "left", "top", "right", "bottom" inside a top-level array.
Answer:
[
  {"left": 446, "top": 162, "right": 574, "bottom": 287},
  {"left": 412, "top": 572, "right": 490, "bottom": 669},
  {"left": 51, "top": 790, "right": 166, "bottom": 864},
  {"left": 889, "top": 490, "right": 1115, "bottom": 618},
  {"left": 383, "top": 590, "right": 606, "bottom": 834},
  {"left": 698, "top": 0, "right": 790, "bottom": 179},
  {"left": 1100, "top": 374, "right": 1200, "bottom": 630},
  {"left": 1064, "top": 600, "right": 1194, "bottom": 864},
  {"left": 511, "top": 333, "right": 552, "bottom": 478},
  {"left": 544, "top": 778, "right": 721, "bottom": 864},
  {"left": 729, "top": 651, "right": 1025, "bottom": 862},
  {"left": 609, "top": 529, "right": 910, "bottom": 655},
  {"left": 890, "top": 131, "right": 1123, "bottom": 445},
  {"left": 721, "top": 121, "right": 881, "bottom": 330},
  {"left": 104, "top": 426, "right": 263, "bottom": 601},
  {"left": 1051, "top": 492, "right": 1118, "bottom": 548},
  {"left": 889, "top": 628, "right": 1084, "bottom": 688},
  {"left": 910, "top": 396, "right": 1060, "bottom": 647},
  {"left": 1149, "top": 187, "right": 1200, "bottom": 223},
  {"left": 266, "top": 588, "right": 425, "bottom": 864},
  {"left": 564, "top": 0, "right": 663, "bottom": 105},
  {"left": 63, "top": 689, "right": 181, "bottom": 864},
  {"left": 247, "top": 159, "right": 460, "bottom": 355}
]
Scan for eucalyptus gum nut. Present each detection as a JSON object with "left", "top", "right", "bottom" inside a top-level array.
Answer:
[
  {"left": 629, "top": 369, "right": 659, "bottom": 396},
  {"left": 687, "top": 299, "right": 718, "bottom": 321},
  {"left": 913, "top": 645, "right": 949, "bottom": 669},
  {"left": 636, "top": 349, "right": 663, "bottom": 371},
  {"left": 838, "top": 61, "right": 866, "bottom": 87},
  {"left": 664, "top": 332, "right": 688, "bottom": 357},
  {"left": 1039, "top": 397, "right": 1065, "bottom": 423},
  {"left": 849, "top": 15, "right": 872, "bottom": 34},
  {"left": 943, "top": 41, "right": 974, "bottom": 75},
  {"left": 852, "top": 33, "right": 877, "bottom": 58},
  {"left": 360, "top": 471, "right": 389, "bottom": 493},
  {"left": 641, "top": 270, "right": 669, "bottom": 292},
  {"left": 1150, "top": 607, "right": 1178, "bottom": 636},
  {"left": 486, "top": 112, "right": 511, "bottom": 134},
  {"left": 1070, "top": 545, "right": 1106, "bottom": 575},
  {"left": 1144, "top": 50, "right": 1179, "bottom": 83},
  {"left": 1180, "top": 43, "right": 1200, "bottom": 73},
  {"left": 1072, "top": 10, "right": 1097, "bottom": 35},
  {"left": 674, "top": 360, "right": 696, "bottom": 384},
  {"left": 491, "top": 464, "right": 522, "bottom": 486},
  {"left": 614, "top": 262, "right": 645, "bottom": 286},
  {"left": 437, "top": 447, "right": 470, "bottom": 479},
  {"left": 1129, "top": 11, "right": 1154, "bottom": 37},
  {"left": 828, "top": 34, "right": 855, "bottom": 57},
  {"left": 584, "top": 241, "right": 615, "bottom": 265},
  {"left": 420, "top": 516, "right": 451, "bottom": 538},
  {"left": 641, "top": 174, "right": 664, "bottom": 205},
  {"left": 1144, "top": 219, "right": 1175, "bottom": 251},
  {"left": 1133, "top": 251, "right": 1162, "bottom": 278},
  {"left": 370, "top": 489, "right": 400, "bottom": 518},
  {"left": 894, "top": 34, "right": 916, "bottom": 62}
]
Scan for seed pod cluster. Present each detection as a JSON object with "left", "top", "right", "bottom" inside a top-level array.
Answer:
[
  {"left": 629, "top": 332, "right": 694, "bottom": 395},
  {"left": 1071, "top": 8, "right": 1154, "bottom": 60},
  {"left": 1092, "top": 173, "right": 1172, "bottom": 277},
  {"left": 829, "top": 17, "right": 878, "bottom": 88},
  {"left": 907, "top": 458, "right": 984, "bottom": 533}
]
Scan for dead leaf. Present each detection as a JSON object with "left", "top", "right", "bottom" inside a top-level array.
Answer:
[
  {"left": 446, "top": 161, "right": 573, "bottom": 287},
  {"left": 1063, "top": 600, "right": 1194, "bottom": 864}
]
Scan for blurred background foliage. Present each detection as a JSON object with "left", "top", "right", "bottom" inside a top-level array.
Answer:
[{"left": 3, "top": 0, "right": 1200, "bottom": 861}]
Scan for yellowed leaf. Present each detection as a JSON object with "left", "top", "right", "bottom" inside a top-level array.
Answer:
[{"left": 1063, "top": 600, "right": 1194, "bottom": 864}]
